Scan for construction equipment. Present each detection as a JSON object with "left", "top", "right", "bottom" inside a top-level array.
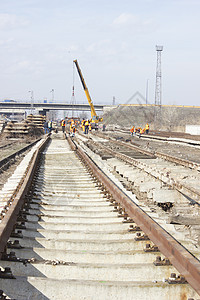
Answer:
[{"left": 73, "top": 59, "right": 103, "bottom": 128}]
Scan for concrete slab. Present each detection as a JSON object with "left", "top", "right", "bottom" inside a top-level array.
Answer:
[
  {"left": 153, "top": 189, "right": 178, "bottom": 204},
  {"left": 0, "top": 277, "right": 197, "bottom": 300}
]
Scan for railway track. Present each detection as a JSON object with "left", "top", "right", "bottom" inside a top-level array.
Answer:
[
  {"left": 0, "top": 138, "right": 42, "bottom": 172},
  {"left": 85, "top": 130, "right": 200, "bottom": 198},
  {"left": 0, "top": 132, "right": 199, "bottom": 299},
  {"left": 0, "top": 138, "right": 43, "bottom": 192},
  {"left": 114, "top": 128, "right": 200, "bottom": 146},
  {"left": 81, "top": 131, "right": 200, "bottom": 229}
]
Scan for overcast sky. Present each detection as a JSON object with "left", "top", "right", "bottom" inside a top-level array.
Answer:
[{"left": 0, "top": 0, "right": 200, "bottom": 106}]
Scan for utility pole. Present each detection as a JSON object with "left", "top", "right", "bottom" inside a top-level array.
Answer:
[
  {"left": 50, "top": 89, "right": 54, "bottom": 102},
  {"left": 28, "top": 90, "right": 34, "bottom": 114},
  {"left": 50, "top": 89, "right": 56, "bottom": 120}
]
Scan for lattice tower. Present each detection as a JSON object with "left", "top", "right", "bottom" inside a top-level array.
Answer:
[{"left": 155, "top": 45, "right": 163, "bottom": 105}]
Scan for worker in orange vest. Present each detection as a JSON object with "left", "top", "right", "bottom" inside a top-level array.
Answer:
[
  {"left": 71, "top": 125, "right": 76, "bottom": 137},
  {"left": 139, "top": 127, "right": 145, "bottom": 138},
  {"left": 89, "top": 122, "right": 92, "bottom": 132},
  {"left": 61, "top": 119, "right": 65, "bottom": 133},
  {"left": 145, "top": 123, "right": 149, "bottom": 134},
  {"left": 81, "top": 119, "right": 85, "bottom": 133},
  {"left": 130, "top": 126, "right": 134, "bottom": 136},
  {"left": 84, "top": 120, "right": 89, "bottom": 134},
  {"left": 70, "top": 121, "right": 74, "bottom": 133}
]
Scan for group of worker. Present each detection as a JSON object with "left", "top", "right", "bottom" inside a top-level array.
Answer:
[
  {"left": 57, "top": 118, "right": 95, "bottom": 136},
  {"left": 130, "top": 123, "right": 149, "bottom": 137},
  {"left": 61, "top": 119, "right": 78, "bottom": 137},
  {"left": 61, "top": 118, "right": 92, "bottom": 136}
]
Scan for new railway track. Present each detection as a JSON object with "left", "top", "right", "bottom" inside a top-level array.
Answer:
[{"left": 0, "top": 132, "right": 199, "bottom": 299}]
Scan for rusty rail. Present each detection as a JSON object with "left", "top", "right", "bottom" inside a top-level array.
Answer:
[
  {"left": 68, "top": 135, "right": 200, "bottom": 296},
  {"left": 155, "top": 151, "right": 200, "bottom": 170},
  {"left": 0, "top": 136, "right": 50, "bottom": 257},
  {"left": 0, "top": 137, "right": 42, "bottom": 171},
  {"left": 86, "top": 132, "right": 200, "bottom": 203},
  {"left": 91, "top": 130, "right": 200, "bottom": 170},
  {"left": 86, "top": 138, "right": 200, "bottom": 206}
]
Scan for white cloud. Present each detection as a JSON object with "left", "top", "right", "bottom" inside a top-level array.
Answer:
[
  {"left": 86, "top": 40, "right": 110, "bottom": 53},
  {"left": 0, "top": 13, "right": 28, "bottom": 30},
  {"left": 6, "top": 60, "right": 44, "bottom": 76},
  {"left": 113, "top": 13, "right": 139, "bottom": 26},
  {"left": 112, "top": 13, "right": 156, "bottom": 34},
  {"left": 0, "top": 38, "right": 14, "bottom": 46}
]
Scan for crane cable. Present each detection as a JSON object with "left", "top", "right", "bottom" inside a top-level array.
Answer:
[
  {"left": 72, "top": 62, "right": 75, "bottom": 98},
  {"left": 71, "top": 61, "right": 76, "bottom": 118}
]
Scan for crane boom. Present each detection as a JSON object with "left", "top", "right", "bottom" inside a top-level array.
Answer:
[{"left": 73, "top": 59, "right": 102, "bottom": 122}]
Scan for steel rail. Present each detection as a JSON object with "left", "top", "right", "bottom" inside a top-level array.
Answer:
[
  {"left": 0, "top": 138, "right": 42, "bottom": 171},
  {"left": 115, "top": 128, "right": 200, "bottom": 146},
  {"left": 0, "top": 136, "right": 50, "bottom": 257},
  {"left": 113, "top": 138, "right": 200, "bottom": 170},
  {"left": 68, "top": 135, "right": 200, "bottom": 295},
  {"left": 91, "top": 130, "right": 200, "bottom": 170},
  {"left": 155, "top": 151, "right": 200, "bottom": 170},
  {"left": 86, "top": 138, "right": 200, "bottom": 206}
]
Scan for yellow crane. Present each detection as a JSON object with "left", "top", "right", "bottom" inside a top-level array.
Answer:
[{"left": 73, "top": 59, "right": 103, "bottom": 126}]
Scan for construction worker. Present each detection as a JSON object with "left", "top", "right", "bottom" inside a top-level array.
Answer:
[
  {"left": 84, "top": 119, "right": 89, "bottom": 134},
  {"left": 89, "top": 122, "right": 92, "bottom": 132},
  {"left": 81, "top": 119, "right": 85, "bottom": 133},
  {"left": 139, "top": 127, "right": 145, "bottom": 138},
  {"left": 48, "top": 120, "right": 52, "bottom": 132},
  {"left": 135, "top": 127, "right": 140, "bottom": 135},
  {"left": 61, "top": 119, "right": 65, "bottom": 133},
  {"left": 71, "top": 125, "right": 76, "bottom": 137},
  {"left": 145, "top": 123, "right": 149, "bottom": 134},
  {"left": 130, "top": 126, "right": 134, "bottom": 136},
  {"left": 70, "top": 121, "right": 74, "bottom": 134},
  {"left": 139, "top": 127, "right": 143, "bottom": 138},
  {"left": 43, "top": 121, "right": 49, "bottom": 134}
]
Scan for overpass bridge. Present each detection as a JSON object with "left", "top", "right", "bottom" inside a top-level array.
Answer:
[{"left": 0, "top": 102, "right": 105, "bottom": 112}]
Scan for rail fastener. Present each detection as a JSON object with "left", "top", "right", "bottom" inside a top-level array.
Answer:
[
  {"left": 166, "top": 273, "right": 187, "bottom": 284},
  {"left": 128, "top": 225, "right": 141, "bottom": 232},
  {"left": 153, "top": 256, "right": 171, "bottom": 266},
  {"left": 0, "top": 267, "right": 15, "bottom": 279},
  {"left": 144, "top": 243, "right": 159, "bottom": 252},
  {"left": 134, "top": 232, "right": 150, "bottom": 241},
  {"left": 7, "top": 240, "right": 23, "bottom": 249}
]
